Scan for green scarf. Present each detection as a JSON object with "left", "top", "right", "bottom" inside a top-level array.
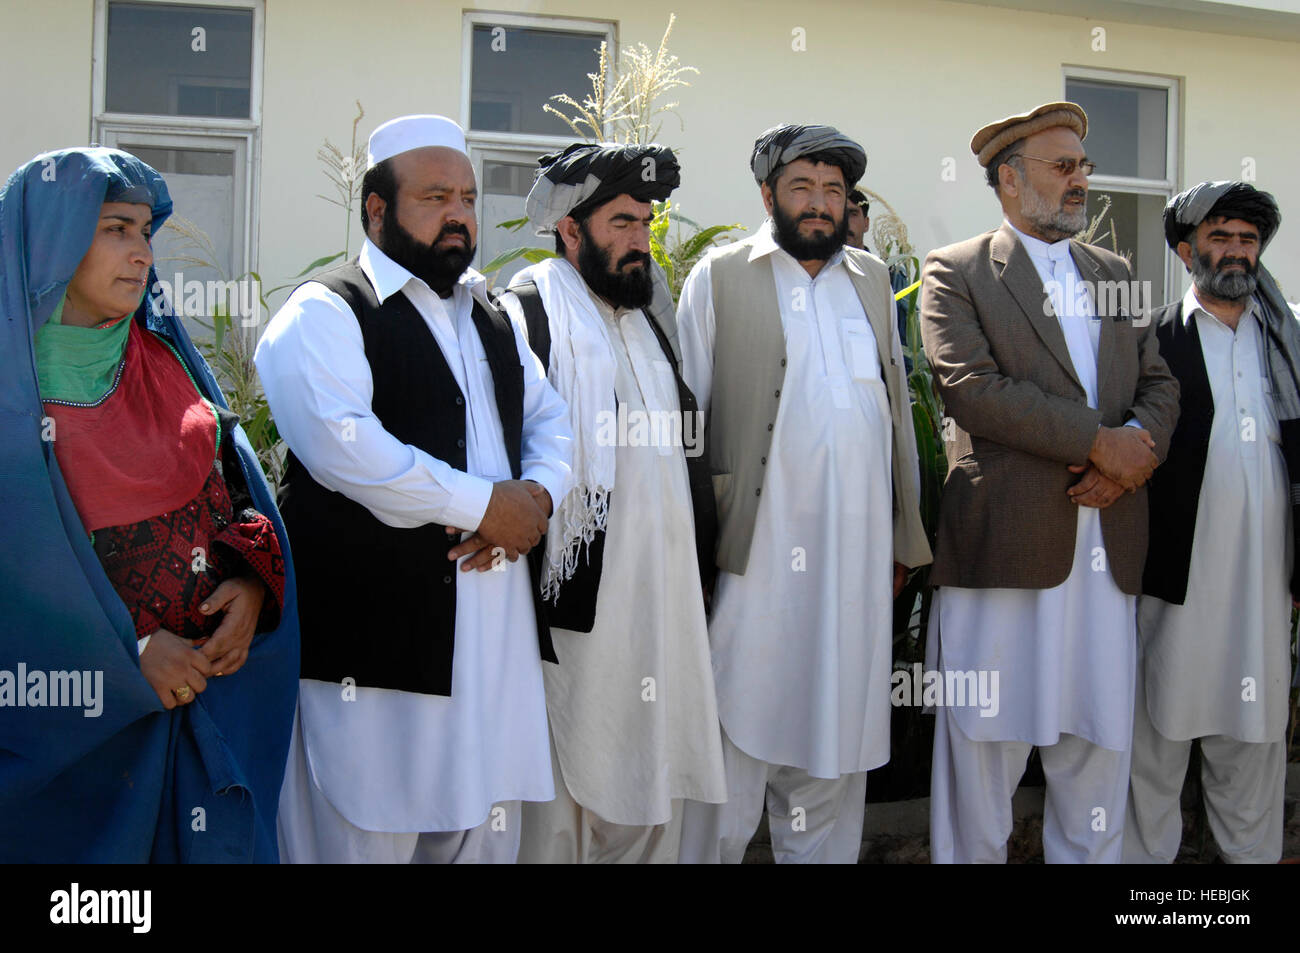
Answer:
[{"left": 34, "top": 298, "right": 134, "bottom": 404}]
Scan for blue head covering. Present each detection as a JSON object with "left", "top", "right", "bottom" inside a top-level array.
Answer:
[{"left": 0, "top": 148, "right": 299, "bottom": 862}]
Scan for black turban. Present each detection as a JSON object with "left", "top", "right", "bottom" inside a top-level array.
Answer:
[
  {"left": 524, "top": 142, "right": 680, "bottom": 233},
  {"left": 1163, "top": 181, "right": 1281, "bottom": 251}
]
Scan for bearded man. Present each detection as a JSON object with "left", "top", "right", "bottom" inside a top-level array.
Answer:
[
  {"left": 918, "top": 102, "right": 1179, "bottom": 863},
  {"left": 255, "top": 115, "right": 573, "bottom": 863},
  {"left": 1126, "top": 182, "right": 1296, "bottom": 864},
  {"left": 494, "top": 142, "right": 726, "bottom": 863},
  {"left": 675, "top": 123, "right": 932, "bottom": 863},
  {"left": 846, "top": 189, "right": 871, "bottom": 251}
]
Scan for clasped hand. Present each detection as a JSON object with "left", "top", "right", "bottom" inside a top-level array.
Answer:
[
  {"left": 1069, "top": 426, "right": 1158, "bottom": 508},
  {"left": 1087, "top": 426, "right": 1157, "bottom": 490},
  {"left": 446, "top": 479, "right": 552, "bottom": 572},
  {"left": 139, "top": 575, "right": 266, "bottom": 708}
]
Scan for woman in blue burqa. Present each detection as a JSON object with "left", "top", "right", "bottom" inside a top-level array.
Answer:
[{"left": 0, "top": 147, "right": 298, "bottom": 862}]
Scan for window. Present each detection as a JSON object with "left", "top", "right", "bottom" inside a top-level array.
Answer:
[
  {"left": 1064, "top": 69, "right": 1180, "bottom": 307},
  {"left": 461, "top": 12, "right": 615, "bottom": 285},
  {"left": 93, "top": 0, "right": 262, "bottom": 319}
]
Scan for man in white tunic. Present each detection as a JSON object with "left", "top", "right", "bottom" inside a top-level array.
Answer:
[
  {"left": 495, "top": 143, "right": 726, "bottom": 863},
  {"left": 256, "top": 116, "right": 572, "bottom": 863},
  {"left": 676, "top": 124, "right": 932, "bottom": 864},
  {"left": 1126, "top": 182, "right": 1295, "bottom": 864},
  {"left": 919, "top": 103, "right": 1180, "bottom": 863}
]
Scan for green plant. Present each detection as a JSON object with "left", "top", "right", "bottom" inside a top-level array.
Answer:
[
  {"left": 479, "top": 218, "right": 559, "bottom": 280},
  {"left": 872, "top": 270, "right": 948, "bottom": 801},
  {"left": 892, "top": 270, "right": 945, "bottom": 654},
  {"left": 649, "top": 199, "right": 743, "bottom": 301}
]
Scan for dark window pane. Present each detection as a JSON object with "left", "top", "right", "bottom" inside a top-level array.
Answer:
[
  {"left": 471, "top": 25, "right": 606, "bottom": 136},
  {"left": 1065, "top": 79, "right": 1167, "bottom": 180},
  {"left": 106, "top": 2, "right": 253, "bottom": 118},
  {"left": 1082, "top": 190, "right": 1169, "bottom": 307}
]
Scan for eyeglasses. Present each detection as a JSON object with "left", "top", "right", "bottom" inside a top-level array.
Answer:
[{"left": 1012, "top": 154, "right": 1097, "bottom": 177}]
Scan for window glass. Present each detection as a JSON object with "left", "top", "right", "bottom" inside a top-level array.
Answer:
[
  {"left": 1065, "top": 79, "right": 1167, "bottom": 180},
  {"left": 470, "top": 25, "right": 605, "bottom": 137},
  {"left": 106, "top": 2, "right": 253, "bottom": 118},
  {"left": 1083, "top": 190, "right": 1169, "bottom": 310}
]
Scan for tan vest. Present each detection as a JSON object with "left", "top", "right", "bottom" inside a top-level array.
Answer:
[{"left": 706, "top": 238, "right": 933, "bottom": 575}]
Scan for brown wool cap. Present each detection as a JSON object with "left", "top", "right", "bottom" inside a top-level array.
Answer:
[{"left": 970, "top": 101, "right": 1088, "bottom": 168}]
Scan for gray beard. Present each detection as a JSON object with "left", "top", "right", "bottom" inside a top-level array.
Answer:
[
  {"left": 1019, "top": 178, "right": 1088, "bottom": 240},
  {"left": 1190, "top": 250, "right": 1258, "bottom": 302}
]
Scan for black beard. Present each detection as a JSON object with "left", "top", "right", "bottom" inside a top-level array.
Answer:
[
  {"left": 1191, "top": 249, "right": 1258, "bottom": 302},
  {"left": 771, "top": 200, "right": 849, "bottom": 261},
  {"left": 379, "top": 207, "right": 476, "bottom": 295},
  {"left": 575, "top": 221, "right": 653, "bottom": 310}
]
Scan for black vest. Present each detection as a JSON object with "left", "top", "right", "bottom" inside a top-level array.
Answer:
[
  {"left": 505, "top": 280, "right": 717, "bottom": 632},
  {"left": 278, "top": 262, "right": 554, "bottom": 696},
  {"left": 1143, "top": 299, "right": 1300, "bottom": 603}
]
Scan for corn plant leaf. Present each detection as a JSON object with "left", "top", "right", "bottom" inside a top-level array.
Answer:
[
  {"left": 480, "top": 246, "right": 557, "bottom": 275},
  {"left": 293, "top": 251, "right": 346, "bottom": 277},
  {"left": 679, "top": 223, "right": 743, "bottom": 261},
  {"left": 213, "top": 311, "right": 227, "bottom": 355}
]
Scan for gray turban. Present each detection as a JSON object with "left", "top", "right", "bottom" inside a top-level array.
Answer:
[
  {"left": 1164, "top": 181, "right": 1281, "bottom": 251},
  {"left": 749, "top": 123, "right": 866, "bottom": 186},
  {"left": 524, "top": 142, "right": 680, "bottom": 235}
]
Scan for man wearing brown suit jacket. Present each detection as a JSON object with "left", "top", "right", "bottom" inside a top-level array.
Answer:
[{"left": 919, "top": 102, "right": 1179, "bottom": 863}]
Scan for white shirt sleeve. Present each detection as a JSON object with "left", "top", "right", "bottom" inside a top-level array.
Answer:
[
  {"left": 676, "top": 255, "right": 717, "bottom": 420},
  {"left": 253, "top": 281, "right": 494, "bottom": 531}
]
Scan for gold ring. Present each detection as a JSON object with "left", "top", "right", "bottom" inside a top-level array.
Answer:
[{"left": 173, "top": 686, "right": 191, "bottom": 700}]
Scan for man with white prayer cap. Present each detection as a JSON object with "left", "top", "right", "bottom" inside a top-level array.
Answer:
[
  {"left": 919, "top": 102, "right": 1180, "bottom": 863},
  {"left": 675, "top": 123, "right": 932, "bottom": 863},
  {"left": 496, "top": 142, "right": 727, "bottom": 863},
  {"left": 256, "top": 114, "right": 573, "bottom": 863},
  {"left": 1126, "top": 181, "right": 1295, "bottom": 863}
]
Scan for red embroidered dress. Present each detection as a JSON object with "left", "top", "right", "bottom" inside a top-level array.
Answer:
[{"left": 41, "top": 319, "right": 284, "bottom": 641}]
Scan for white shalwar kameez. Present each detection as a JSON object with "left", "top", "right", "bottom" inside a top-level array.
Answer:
[
  {"left": 927, "top": 223, "right": 1137, "bottom": 864},
  {"left": 1125, "top": 290, "right": 1292, "bottom": 864},
  {"left": 675, "top": 226, "right": 895, "bottom": 864},
  {"left": 256, "top": 241, "right": 572, "bottom": 864},
  {"left": 498, "top": 270, "right": 726, "bottom": 864}
]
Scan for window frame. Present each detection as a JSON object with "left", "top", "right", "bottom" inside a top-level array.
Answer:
[
  {"left": 459, "top": 10, "right": 618, "bottom": 150},
  {"left": 1062, "top": 65, "right": 1182, "bottom": 304},
  {"left": 91, "top": 0, "right": 263, "bottom": 282},
  {"left": 460, "top": 12, "right": 617, "bottom": 276}
]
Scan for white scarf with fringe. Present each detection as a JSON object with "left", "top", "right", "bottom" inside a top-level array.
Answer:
[{"left": 509, "top": 257, "right": 617, "bottom": 600}]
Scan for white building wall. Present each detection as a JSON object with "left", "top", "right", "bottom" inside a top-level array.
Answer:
[
  {"left": 3, "top": 0, "right": 1299, "bottom": 304},
  {"left": 0, "top": 1, "right": 93, "bottom": 182}
]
